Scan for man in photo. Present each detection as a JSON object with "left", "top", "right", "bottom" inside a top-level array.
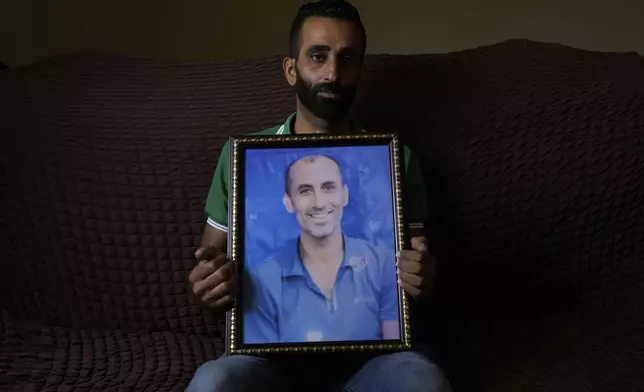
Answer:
[{"left": 243, "top": 153, "right": 400, "bottom": 344}]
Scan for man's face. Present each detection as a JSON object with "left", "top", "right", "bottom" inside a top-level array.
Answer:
[
  {"left": 290, "top": 17, "right": 363, "bottom": 121},
  {"left": 283, "top": 156, "right": 349, "bottom": 239}
]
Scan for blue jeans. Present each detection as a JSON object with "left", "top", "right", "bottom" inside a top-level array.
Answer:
[{"left": 186, "top": 350, "right": 452, "bottom": 392}]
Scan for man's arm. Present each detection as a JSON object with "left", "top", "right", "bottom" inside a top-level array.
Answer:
[
  {"left": 189, "top": 240, "right": 236, "bottom": 311},
  {"left": 398, "top": 235, "right": 435, "bottom": 300},
  {"left": 201, "top": 225, "right": 227, "bottom": 250},
  {"left": 203, "top": 139, "right": 231, "bottom": 241},
  {"left": 190, "top": 225, "right": 231, "bottom": 310},
  {"left": 398, "top": 146, "right": 436, "bottom": 300},
  {"left": 189, "top": 141, "right": 236, "bottom": 312}
]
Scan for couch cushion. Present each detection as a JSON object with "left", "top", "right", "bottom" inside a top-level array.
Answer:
[{"left": 0, "top": 312, "right": 222, "bottom": 391}]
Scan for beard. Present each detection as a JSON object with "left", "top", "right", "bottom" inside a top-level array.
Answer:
[{"left": 294, "top": 67, "right": 357, "bottom": 122}]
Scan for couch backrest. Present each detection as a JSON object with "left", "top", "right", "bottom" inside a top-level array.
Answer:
[
  {"left": 0, "top": 51, "right": 295, "bottom": 333},
  {"left": 1, "top": 40, "right": 643, "bottom": 342}
]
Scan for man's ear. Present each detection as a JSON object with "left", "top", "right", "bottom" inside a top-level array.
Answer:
[
  {"left": 342, "top": 184, "right": 349, "bottom": 207},
  {"left": 283, "top": 57, "right": 297, "bottom": 86},
  {"left": 283, "top": 193, "right": 295, "bottom": 213}
]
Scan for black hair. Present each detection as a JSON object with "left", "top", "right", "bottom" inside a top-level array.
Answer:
[
  {"left": 284, "top": 154, "right": 345, "bottom": 196},
  {"left": 288, "top": 0, "right": 367, "bottom": 59}
]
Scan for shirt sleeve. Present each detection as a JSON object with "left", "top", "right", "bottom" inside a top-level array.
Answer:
[
  {"left": 378, "top": 247, "right": 400, "bottom": 322},
  {"left": 402, "top": 146, "right": 429, "bottom": 238},
  {"left": 204, "top": 140, "right": 230, "bottom": 232},
  {"left": 242, "top": 266, "right": 280, "bottom": 344}
]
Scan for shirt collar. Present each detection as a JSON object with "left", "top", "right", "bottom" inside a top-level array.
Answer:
[
  {"left": 282, "top": 235, "right": 355, "bottom": 278},
  {"left": 277, "top": 112, "right": 364, "bottom": 135}
]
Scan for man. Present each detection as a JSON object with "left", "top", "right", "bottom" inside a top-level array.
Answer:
[
  {"left": 244, "top": 154, "right": 400, "bottom": 344},
  {"left": 187, "top": 1, "right": 452, "bottom": 391}
]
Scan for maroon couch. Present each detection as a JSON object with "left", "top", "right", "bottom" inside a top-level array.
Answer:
[{"left": 1, "top": 39, "right": 643, "bottom": 391}]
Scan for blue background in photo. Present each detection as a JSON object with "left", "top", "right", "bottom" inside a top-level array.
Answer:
[{"left": 244, "top": 145, "right": 396, "bottom": 270}]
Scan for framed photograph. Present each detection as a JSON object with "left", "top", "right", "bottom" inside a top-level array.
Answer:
[{"left": 225, "top": 132, "right": 411, "bottom": 355}]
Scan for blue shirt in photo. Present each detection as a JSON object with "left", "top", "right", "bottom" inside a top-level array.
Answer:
[{"left": 243, "top": 235, "right": 400, "bottom": 344}]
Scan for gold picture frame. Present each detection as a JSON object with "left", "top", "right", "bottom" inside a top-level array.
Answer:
[{"left": 225, "top": 132, "right": 411, "bottom": 355}]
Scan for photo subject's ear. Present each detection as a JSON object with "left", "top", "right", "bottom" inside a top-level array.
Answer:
[
  {"left": 283, "top": 193, "right": 295, "bottom": 213},
  {"left": 283, "top": 57, "right": 297, "bottom": 86}
]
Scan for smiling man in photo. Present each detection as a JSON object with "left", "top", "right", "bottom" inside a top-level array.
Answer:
[{"left": 243, "top": 153, "right": 400, "bottom": 343}]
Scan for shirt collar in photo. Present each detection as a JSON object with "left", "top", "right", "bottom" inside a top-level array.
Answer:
[{"left": 281, "top": 235, "right": 359, "bottom": 278}]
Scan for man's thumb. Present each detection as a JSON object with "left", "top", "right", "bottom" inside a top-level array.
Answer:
[{"left": 410, "top": 236, "right": 428, "bottom": 252}]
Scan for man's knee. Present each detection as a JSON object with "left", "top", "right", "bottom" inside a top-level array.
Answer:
[
  {"left": 368, "top": 351, "right": 452, "bottom": 392},
  {"left": 186, "top": 355, "right": 275, "bottom": 392}
]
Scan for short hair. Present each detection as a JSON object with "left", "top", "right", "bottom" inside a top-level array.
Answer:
[
  {"left": 288, "top": 0, "right": 367, "bottom": 59},
  {"left": 284, "top": 154, "right": 345, "bottom": 196}
]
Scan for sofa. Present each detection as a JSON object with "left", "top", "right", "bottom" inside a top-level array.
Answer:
[{"left": 1, "top": 39, "right": 643, "bottom": 392}]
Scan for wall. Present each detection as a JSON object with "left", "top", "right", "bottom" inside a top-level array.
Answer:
[{"left": 1, "top": 0, "right": 642, "bottom": 67}]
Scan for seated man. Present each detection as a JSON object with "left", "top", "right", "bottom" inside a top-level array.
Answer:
[{"left": 187, "top": 1, "right": 452, "bottom": 391}]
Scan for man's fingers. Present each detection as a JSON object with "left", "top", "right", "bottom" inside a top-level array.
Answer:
[
  {"left": 400, "top": 280, "right": 422, "bottom": 298},
  {"left": 188, "top": 254, "right": 228, "bottom": 283},
  {"left": 398, "top": 249, "right": 423, "bottom": 262},
  {"left": 398, "top": 269, "right": 423, "bottom": 288},
  {"left": 202, "top": 273, "right": 238, "bottom": 303},
  {"left": 192, "top": 260, "right": 236, "bottom": 296},
  {"left": 188, "top": 262, "right": 216, "bottom": 283},
  {"left": 398, "top": 266, "right": 435, "bottom": 296},
  {"left": 410, "top": 236, "right": 429, "bottom": 252},
  {"left": 190, "top": 247, "right": 237, "bottom": 311},
  {"left": 397, "top": 259, "right": 423, "bottom": 275}
]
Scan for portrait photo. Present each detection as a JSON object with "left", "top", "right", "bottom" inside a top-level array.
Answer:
[{"left": 226, "top": 134, "right": 410, "bottom": 355}]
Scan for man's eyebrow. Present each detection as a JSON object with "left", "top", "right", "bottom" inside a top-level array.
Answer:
[{"left": 307, "top": 45, "right": 331, "bottom": 53}]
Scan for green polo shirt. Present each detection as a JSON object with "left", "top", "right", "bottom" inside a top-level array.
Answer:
[{"left": 205, "top": 113, "right": 428, "bottom": 237}]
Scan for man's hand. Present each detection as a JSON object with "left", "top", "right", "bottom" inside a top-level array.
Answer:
[
  {"left": 397, "top": 236, "right": 436, "bottom": 299},
  {"left": 188, "top": 246, "right": 238, "bottom": 311}
]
